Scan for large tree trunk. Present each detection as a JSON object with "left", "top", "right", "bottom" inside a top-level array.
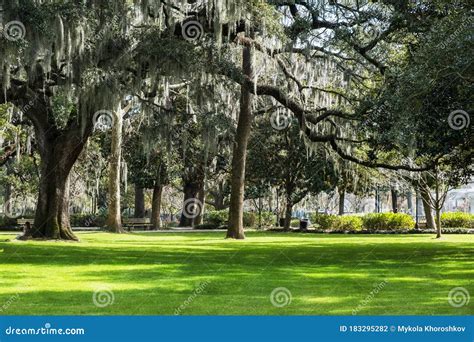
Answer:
[
  {"left": 27, "top": 131, "right": 89, "bottom": 240},
  {"left": 106, "top": 107, "right": 125, "bottom": 233},
  {"left": 391, "top": 187, "right": 398, "bottom": 213},
  {"left": 194, "top": 183, "right": 205, "bottom": 226},
  {"left": 338, "top": 187, "right": 345, "bottom": 215},
  {"left": 134, "top": 184, "right": 145, "bottom": 218},
  {"left": 179, "top": 182, "right": 199, "bottom": 227},
  {"left": 151, "top": 184, "right": 163, "bottom": 230},
  {"left": 226, "top": 41, "right": 254, "bottom": 239},
  {"left": 419, "top": 187, "right": 436, "bottom": 230},
  {"left": 283, "top": 199, "right": 293, "bottom": 231},
  {"left": 29, "top": 161, "right": 77, "bottom": 240},
  {"left": 17, "top": 92, "right": 94, "bottom": 240}
]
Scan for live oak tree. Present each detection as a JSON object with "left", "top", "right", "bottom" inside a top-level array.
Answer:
[
  {"left": 247, "top": 115, "right": 337, "bottom": 230},
  {"left": 0, "top": 0, "right": 249, "bottom": 239}
]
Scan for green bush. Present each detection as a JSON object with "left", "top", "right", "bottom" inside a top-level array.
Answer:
[
  {"left": 0, "top": 216, "right": 21, "bottom": 230},
  {"left": 257, "top": 211, "right": 277, "bottom": 227},
  {"left": 205, "top": 210, "right": 266, "bottom": 228},
  {"left": 337, "top": 215, "right": 363, "bottom": 231},
  {"left": 362, "top": 213, "right": 415, "bottom": 231},
  {"left": 310, "top": 213, "right": 338, "bottom": 229},
  {"left": 243, "top": 212, "right": 256, "bottom": 227},
  {"left": 309, "top": 213, "right": 362, "bottom": 231},
  {"left": 194, "top": 223, "right": 221, "bottom": 230},
  {"left": 290, "top": 219, "right": 300, "bottom": 228},
  {"left": 70, "top": 214, "right": 107, "bottom": 227},
  {"left": 441, "top": 212, "right": 474, "bottom": 228},
  {"left": 205, "top": 210, "right": 229, "bottom": 226}
]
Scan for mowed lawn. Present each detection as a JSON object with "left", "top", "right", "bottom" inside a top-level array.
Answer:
[{"left": 0, "top": 232, "right": 472, "bottom": 315}]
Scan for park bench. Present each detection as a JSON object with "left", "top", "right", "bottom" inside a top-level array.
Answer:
[
  {"left": 122, "top": 218, "right": 152, "bottom": 231},
  {"left": 17, "top": 218, "right": 34, "bottom": 226}
]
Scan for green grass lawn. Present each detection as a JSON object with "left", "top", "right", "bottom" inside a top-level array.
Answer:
[{"left": 0, "top": 232, "right": 472, "bottom": 315}]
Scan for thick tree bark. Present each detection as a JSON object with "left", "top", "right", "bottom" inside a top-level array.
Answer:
[
  {"left": 419, "top": 187, "right": 436, "bottom": 230},
  {"left": 16, "top": 92, "right": 94, "bottom": 240},
  {"left": 134, "top": 184, "right": 146, "bottom": 218},
  {"left": 179, "top": 182, "right": 199, "bottom": 227},
  {"left": 106, "top": 107, "right": 125, "bottom": 233},
  {"left": 151, "top": 184, "right": 163, "bottom": 230},
  {"left": 227, "top": 41, "right": 254, "bottom": 239},
  {"left": 338, "top": 187, "right": 345, "bottom": 215},
  {"left": 195, "top": 183, "right": 205, "bottom": 226},
  {"left": 283, "top": 199, "right": 293, "bottom": 231},
  {"left": 391, "top": 188, "right": 398, "bottom": 213}
]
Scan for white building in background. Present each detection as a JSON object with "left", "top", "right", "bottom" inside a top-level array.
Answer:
[{"left": 444, "top": 182, "right": 474, "bottom": 214}]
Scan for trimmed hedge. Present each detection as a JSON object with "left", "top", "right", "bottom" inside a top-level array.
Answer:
[
  {"left": 70, "top": 214, "right": 106, "bottom": 227},
  {"left": 309, "top": 213, "right": 362, "bottom": 231},
  {"left": 204, "top": 210, "right": 276, "bottom": 228},
  {"left": 310, "top": 212, "right": 414, "bottom": 231},
  {"left": 441, "top": 212, "right": 474, "bottom": 229},
  {"left": 362, "top": 213, "right": 415, "bottom": 231}
]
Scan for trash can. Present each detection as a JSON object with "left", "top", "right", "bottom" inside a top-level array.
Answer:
[
  {"left": 300, "top": 218, "right": 309, "bottom": 231},
  {"left": 279, "top": 218, "right": 285, "bottom": 227}
]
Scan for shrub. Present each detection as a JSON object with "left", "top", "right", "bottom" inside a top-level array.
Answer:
[
  {"left": 194, "top": 223, "right": 221, "bottom": 230},
  {"left": 290, "top": 219, "right": 300, "bottom": 228},
  {"left": 309, "top": 213, "right": 362, "bottom": 231},
  {"left": 310, "top": 213, "right": 338, "bottom": 230},
  {"left": 257, "top": 211, "right": 277, "bottom": 228},
  {"left": 243, "top": 212, "right": 256, "bottom": 227},
  {"left": 0, "top": 216, "right": 21, "bottom": 230},
  {"left": 70, "top": 214, "right": 106, "bottom": 227},
  {"left": 204, "top": 210, "right": 263, "bottom": 228},
  {"left": 441, "top": 212, "right": 474, "bottom": 228},
  {"left": 362, "top": 213, "right": 415, "bottom": 231},
  {"left": 205, "top": 210, "right": 229, "bottom": 226},
  {"left": 337, "top": 215, "right": 363, "bottom": 231}
]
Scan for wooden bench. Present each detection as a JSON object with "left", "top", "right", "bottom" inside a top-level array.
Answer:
[
  {"left": 17, "top": 218, "right": 34, "bottom": 226},
  {"left": 122, "top": 218, "right": 152, "bottom": 231}
]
